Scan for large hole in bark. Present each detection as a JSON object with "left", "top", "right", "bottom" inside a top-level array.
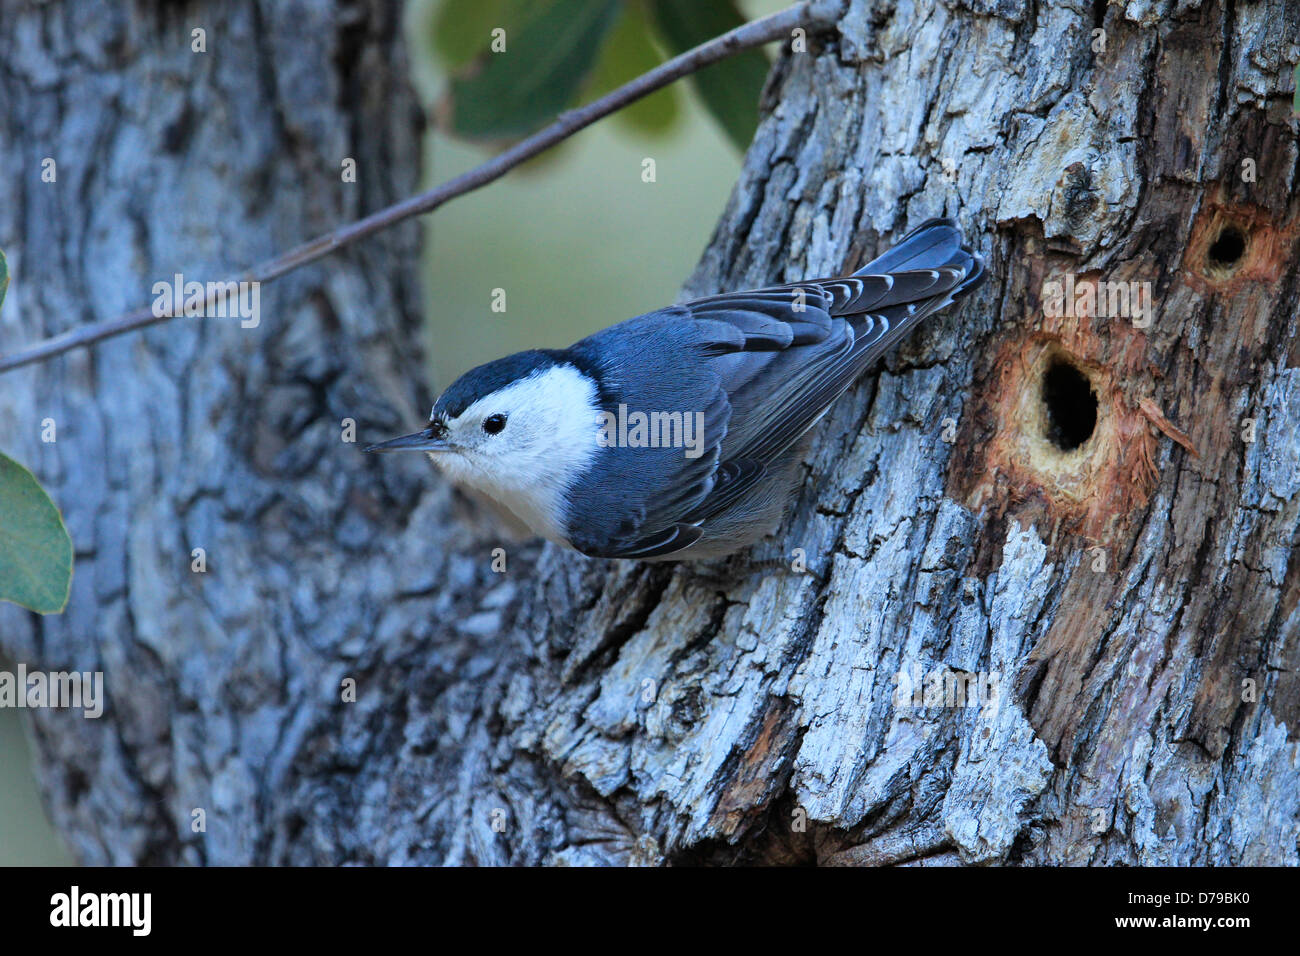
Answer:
[
  {"left": 1207, "top": 225, "right": 1247, "bottom": 271},
  {"left": 1042, "top": 360, "right": 1097, "bottom": 452}
]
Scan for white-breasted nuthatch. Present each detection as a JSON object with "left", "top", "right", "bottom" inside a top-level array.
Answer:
[{"left": 367, "top": 218, "right": 985, "bottom": 560}]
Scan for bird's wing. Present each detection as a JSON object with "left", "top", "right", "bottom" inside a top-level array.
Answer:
[
  {"left": 694, "top": 278, "right": 970, "bottom": 465},
  {"left": 565, "top": 218, "right": 985, "bottom": 559},
  {"left": 589, "top": 521, "right": 705, "bottom": 559},
  {"left": 691, "top": 218, "right": 984, "bottom": 466},
  {"left": 563, "top": 311, "right": 736, "bottom": 559}
]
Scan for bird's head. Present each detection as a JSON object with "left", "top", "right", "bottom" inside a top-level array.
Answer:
[{"left": 365, "top": 350, "right": 602, "bottom": 541}]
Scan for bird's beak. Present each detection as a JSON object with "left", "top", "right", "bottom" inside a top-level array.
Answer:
[{"left": 364, "top": 426, "right": 451, "bottom": 454}]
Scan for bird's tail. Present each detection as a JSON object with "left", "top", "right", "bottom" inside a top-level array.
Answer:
[
  {"left": 855, "top": 216, "right": 986, "bottom": 299},
  {"left": 802, "top": 216, "right": 986, "bottom": 372}
]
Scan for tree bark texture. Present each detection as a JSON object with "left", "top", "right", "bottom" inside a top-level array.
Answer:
[{"left": 2, "top": 0, "right": 1299, "bottom": 865}]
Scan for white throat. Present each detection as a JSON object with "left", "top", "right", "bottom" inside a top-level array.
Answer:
[{"left": 431, "top": 364, "right": 602, "bottom": 545}]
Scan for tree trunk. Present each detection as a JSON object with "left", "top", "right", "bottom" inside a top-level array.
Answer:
[{"left": 3, "top": 0, "right": 1299, "bottom": 865}]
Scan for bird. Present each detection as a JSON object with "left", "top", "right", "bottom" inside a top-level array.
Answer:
[{"left": 367, "top": 217, "right": 985, "bottom": 561}]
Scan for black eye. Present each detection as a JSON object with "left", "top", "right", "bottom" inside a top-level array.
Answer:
[{"left": 482, "top": 414, "right": 507, "bottom": 435}]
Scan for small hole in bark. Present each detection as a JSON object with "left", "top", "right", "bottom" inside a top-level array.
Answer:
[
  {"left": 1042, "top": 360, "right": 1097, "bottom": 452},
  {"left": 1207, "top": 226, "right": 1246, "bottom": 270}
]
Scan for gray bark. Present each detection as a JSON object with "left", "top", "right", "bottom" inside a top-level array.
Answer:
[{"left": 3, "top": 0, "right": 1299, "bottom": 866}]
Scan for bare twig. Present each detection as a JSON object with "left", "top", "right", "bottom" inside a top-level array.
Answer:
[{"left": 0, "top": 1, "right": 831, "bottom": 374}]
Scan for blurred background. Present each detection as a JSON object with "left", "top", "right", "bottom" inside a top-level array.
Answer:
[{"left": 0, "top": 0, "right": 782, "bottom": 864}]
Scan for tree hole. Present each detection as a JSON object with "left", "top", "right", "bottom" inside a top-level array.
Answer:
[
  {"left": 1207, "top": 225, "right": 1246, "bottom": 270},
  {"left": 1042, "top": 360, "right": 1097, "bottom": 452}
]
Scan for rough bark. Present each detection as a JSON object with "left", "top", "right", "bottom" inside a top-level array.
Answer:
[{"left": 3, "top": 0, "right": 1299, "bottom": 866}]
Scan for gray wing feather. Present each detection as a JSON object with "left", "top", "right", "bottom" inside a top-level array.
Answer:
[
  {"left": 564, "top": 312, "right": 733, "bottom": 558},
  {"left": 565, "top": 218, "right": 984, "bottom": 558}
]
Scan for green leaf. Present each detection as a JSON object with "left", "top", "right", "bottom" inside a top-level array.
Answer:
[
  {"left": 0, "top": 247, "right": 8, "bottom": 315},
  {"left": 439, "top": 0, "right": 621, "bottom": 141},
  {"left": 0, "top": 452, "right": 73, "bottom": 614},
  {"left": 427, "top": 0, "right": 510, "bottom": 71},
  {"left": 588, "top": 2, "right": 681, "bottom": 137},
  {"left": 647, "top": 0, "right": 771, "bottom": 152}
]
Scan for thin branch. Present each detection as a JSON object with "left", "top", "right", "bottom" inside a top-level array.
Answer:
[{"left": 0, "top": 1, "right": 832, "bottom": 374}]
